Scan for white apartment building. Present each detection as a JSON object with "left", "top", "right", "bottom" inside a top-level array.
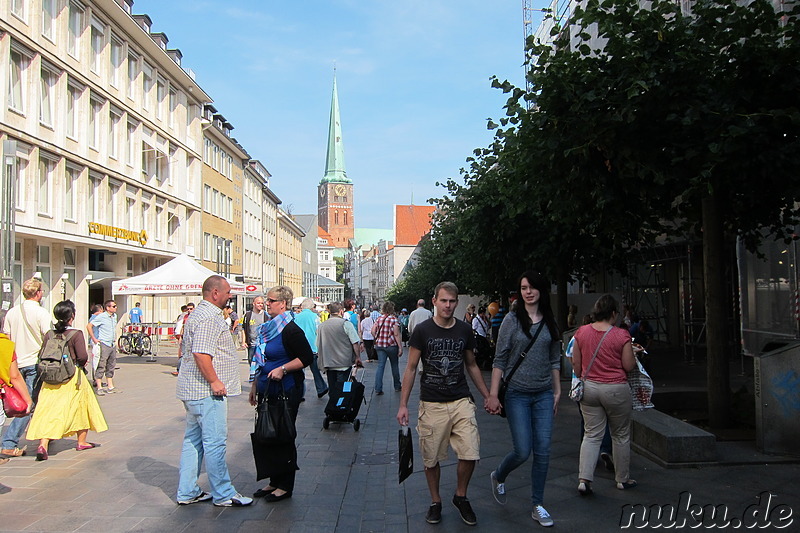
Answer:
[
  {"left": 242, "top": 159, "right": 269, "bottom": 298},
  {"left": 0, "top": 0, "right": 210, "bottom": 325}
]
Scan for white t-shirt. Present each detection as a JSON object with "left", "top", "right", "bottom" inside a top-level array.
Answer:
[{"left": 2, "top": 300, "right": 53, "bottom": 367}]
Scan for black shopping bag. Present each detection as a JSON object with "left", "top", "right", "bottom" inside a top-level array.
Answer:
[
  {"left": 398, "top": 426, "right": 413, "bottom": 484},
  {"left": 250, "top": 433, "right": 297, "bottom": 481}
]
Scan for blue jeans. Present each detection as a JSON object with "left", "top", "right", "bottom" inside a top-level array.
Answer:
[
  {"left": 2, "top": 365, "right": 37, "bottom": 449},
  {"left": 374, "top": 345, "right": 400, "bottom": 393},
  {"left": 177, "top": 396, "right": 238, "bottom": 504},
  {"left": 247, "top": 346, "right": 257, "bottom": 366},
  {"left": 310, "top": 354, "right": 328, "bottom": 395},
  {"left": 495, "top": 388, "right": 554, "bottom": 506}
]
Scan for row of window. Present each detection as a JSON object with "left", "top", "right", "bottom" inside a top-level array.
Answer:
[
  {"left": 8, "top": 43, "right": 195, "bottom": 190},
  {"left": 8, "top": 138, "right": 188, "bottom": 246},
  {"left": 203, "top": 185, "right": 234, "bottom": 223},
  {"left": 8, "top": 1, "right": 196, "bottom": 131},
  {"left": 204, "top": 138, "right": 235, "bottom": 179}
]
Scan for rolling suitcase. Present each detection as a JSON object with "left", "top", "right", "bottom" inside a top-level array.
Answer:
[{"left": 323, "top": 365, "right": 365, "bottom": 431}]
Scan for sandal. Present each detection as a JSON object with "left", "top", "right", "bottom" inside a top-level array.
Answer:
[
  {"left": 76, "top": 443, "right": 97, "bottom": 451},
  {"left": 577, "top": 481, "right": 593, "bottom": 496},
  {"left": 616, "top": 480, "right": 638, "bottom": 490},
  {"left": 1, "top": 447, "right": 26, "bottom": 457}
]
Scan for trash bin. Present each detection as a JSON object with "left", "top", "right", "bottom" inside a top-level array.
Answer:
[{"left": 754, "top": 340, "right": 800, "bottom": 456}]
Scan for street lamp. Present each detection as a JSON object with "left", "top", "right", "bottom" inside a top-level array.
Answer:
[{"left": 60, "top": 272, "right": 69, "bottom": 301}]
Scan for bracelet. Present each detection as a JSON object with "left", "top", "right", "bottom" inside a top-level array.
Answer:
[{"left": 281, "top": 365, "right": 287, "bottom": 373}]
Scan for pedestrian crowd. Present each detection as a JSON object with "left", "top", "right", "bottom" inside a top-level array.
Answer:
[{"left": 1, "top": 272, "right": 645, "bottom": 529}]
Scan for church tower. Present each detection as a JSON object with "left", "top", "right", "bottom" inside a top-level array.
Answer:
[{"left": 318, "top": 73, "right": 354, "bottom": 249}]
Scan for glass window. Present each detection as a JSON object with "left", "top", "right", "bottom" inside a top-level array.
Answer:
[
  {"left": 38, "top": 155, "right": 55, "bottom": 215},
  {"left": 127, "top": 53, "right": 138, "bottom": 99},
  {"left": 41, "top": 0, "right": 56, "bottom": 40},
  {"left": 141, "top": 63, "right": 153, "bottom": 110},
  {"left": 8, "top": 48, "right": 27, "bottom": 113},
  {"left": 169, "top": 89, "right": 177, "bottom": 128},
  {"left": 109, "top": 110, "right": 120, "bottom": 158},
  {"left": 126, "top": 122, "right": 136, "bottom": 166},
  {"left": 68, "top": 2, "right": 84, "bottom": 57},
  {"left": 39, "top": 67, "right": 55, "bottom": 126},
  {"left": 90, "top": 20, "right": 105, "bottom": 73},
  {"left": 110, "top": 37, "right": 123, "bottom": 87},
  {"left": 89, "top": 98, "right": 102, "bottom": 149},
  {"left": 66, "top": 84, "right": 80, "bottom": 138},
  {"left": 156, "top": 79, "right": 166, "bottom": 119},
  {"left": 11, "top": 0, "right": 25, "bottom": 19},
  {"left": 65, "top": 166, "right": 78, "bottom": 221}
]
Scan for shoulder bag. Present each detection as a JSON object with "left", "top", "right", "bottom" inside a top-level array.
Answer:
[
  {"left": 497, "top": 320, "right": 545, "bottom": 418},
  {"left": 569, "top": 326, "right": 613, "bottom": 402},
  {"left": 1, "top": 382, "right": 28, "bottom": 418},
  {"left": 254, "top": 381, "right": 296, "bottom": 444}
]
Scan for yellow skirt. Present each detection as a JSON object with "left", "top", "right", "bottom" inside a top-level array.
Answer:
[{"left": 27, "top": 369, "right": 108, "bottom": 440}]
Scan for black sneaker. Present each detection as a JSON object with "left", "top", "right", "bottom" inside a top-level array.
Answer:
[
  {"left": 426, "top": 502, "right": 442, "bottom": 524},
  {"left": 452, "top": 495, "right": 477, "bottom": 526}
]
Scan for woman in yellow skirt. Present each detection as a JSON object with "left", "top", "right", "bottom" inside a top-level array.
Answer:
[{"left": 27, "top": 300, "right": 107, "bottom": 461}]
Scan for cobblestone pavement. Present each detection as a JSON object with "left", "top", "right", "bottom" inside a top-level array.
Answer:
[{"left": 0, "top": 347, "right": 798, "bottom": 532}]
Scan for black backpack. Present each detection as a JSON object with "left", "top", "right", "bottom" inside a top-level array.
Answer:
[{"left": 37, "top": 330, "right": 79, "bottom": 385}]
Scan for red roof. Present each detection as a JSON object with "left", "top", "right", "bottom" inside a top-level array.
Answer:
[
  {"left": 318, "top": 226, "right": 334, "bottom": 245},
  {"left": 395, "top": 205, "right": 435, "bottom": 246}
]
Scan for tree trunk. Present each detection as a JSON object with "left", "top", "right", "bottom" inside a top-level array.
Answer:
[
  {"left": 555, "top": 265, "right": 569, "bottom": 335},
  {"left": 702, "top": 193, "right": 731, "bottom": 429}
]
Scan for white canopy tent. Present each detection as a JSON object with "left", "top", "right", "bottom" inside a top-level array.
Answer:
[{"left": 111, "top": 254, "right": 246, "bottom": 296}]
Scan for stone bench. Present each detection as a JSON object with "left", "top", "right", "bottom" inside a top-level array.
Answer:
[{"left": 631, "top": 409, "right": 717, "bottom": 467}]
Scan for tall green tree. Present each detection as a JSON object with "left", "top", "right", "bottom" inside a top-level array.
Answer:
[{"left": 529, "top": 0, "right": 800, "bottom": 427}]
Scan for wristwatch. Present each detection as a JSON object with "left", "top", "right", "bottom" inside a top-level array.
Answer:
[{"left": 281, "top": 365, "right": 287, "bottom": 373}]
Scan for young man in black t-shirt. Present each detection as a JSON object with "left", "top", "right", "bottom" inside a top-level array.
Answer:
[{"left": 397, "top": 282, "right": 491, "bottom": 526}]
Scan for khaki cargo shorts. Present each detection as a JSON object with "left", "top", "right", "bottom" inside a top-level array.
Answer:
[{"left": 417, "top": 397, "right": 480, "bottom": 468}]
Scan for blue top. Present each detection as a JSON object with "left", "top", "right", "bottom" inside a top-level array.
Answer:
[
  {"left": 129, "top": 307, "right": 142, "bottom": 323},
  {"left": 90, "top": 312, "right": 117, "bottom": 347},
  {"left": 293, "top": 309, "right": 320, "bottom": 353},
  {"left": 256, "top": 334, "right": 296, "bottom": 396},
  {"left": 345, "top": 311, "right": 358, "bottom": 330}
]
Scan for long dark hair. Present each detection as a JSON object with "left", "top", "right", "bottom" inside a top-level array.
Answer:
[
  {"left": 53, "top": 300, "right": 76, "bottom": 333},
  {"left": 515, "top": 271, "right": 559, "bottom": 341}
]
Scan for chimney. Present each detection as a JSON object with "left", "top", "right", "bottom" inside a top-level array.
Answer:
[{"left": 114, "top": 0, "right": 134, "bottom": 13}]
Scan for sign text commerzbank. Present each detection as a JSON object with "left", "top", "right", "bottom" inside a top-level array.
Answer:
[{"left": 88, "top": 222, "right": 148, "bottom": 246}]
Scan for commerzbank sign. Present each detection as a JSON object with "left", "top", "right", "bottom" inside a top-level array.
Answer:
[{"left": 88, "top": 222, "right": 148, "bottom": 246}]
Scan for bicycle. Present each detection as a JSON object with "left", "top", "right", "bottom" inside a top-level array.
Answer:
[{"left": 118, "top": 326, "right": 152, "bottom": 356}]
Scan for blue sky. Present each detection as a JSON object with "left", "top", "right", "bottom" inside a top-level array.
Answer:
[{"left": 133, "top": 0, "right": 545, "bottom": 229}]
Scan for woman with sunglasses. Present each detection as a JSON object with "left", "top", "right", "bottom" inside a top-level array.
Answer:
[{"left": 248, "top": 286, "right": 312, "bottom": 503}]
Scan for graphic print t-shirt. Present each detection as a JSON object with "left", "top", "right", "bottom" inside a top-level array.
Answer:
[{"left": 410, "top": 318, "right": 476, "bottom": 403}]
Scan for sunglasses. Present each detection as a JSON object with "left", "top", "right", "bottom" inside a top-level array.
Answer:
[{"left": 267, "top": 298, "right": 281, "bottom": 304}]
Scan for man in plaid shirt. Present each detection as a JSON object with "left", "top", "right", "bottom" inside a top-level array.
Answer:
[{"left": 175, "top": 275, "right": 252, "bottom": 507}]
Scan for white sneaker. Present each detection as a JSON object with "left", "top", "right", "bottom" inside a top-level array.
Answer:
[
  {"left": 177, "top": 491, "right": 212, "bottom": 505},
  {"left": 490, "top": 471, "right": 506, "bottom": 505},
  {"left": 532, "top": 505, "right": 554, "bottom": 527},
  {"left": 213, "top": 493, "right": 253, "bottom": 507}
]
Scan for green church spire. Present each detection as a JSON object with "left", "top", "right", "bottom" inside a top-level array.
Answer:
[{"left": 321, "top": 71, "right": 350, "bottom": 184}]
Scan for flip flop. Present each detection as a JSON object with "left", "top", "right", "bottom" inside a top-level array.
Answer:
[{"left": 76, "top": 443, "right": 98, "bottom": 451}]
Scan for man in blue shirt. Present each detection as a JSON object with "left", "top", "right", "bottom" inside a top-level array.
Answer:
[
  {"left": 293, "top": 298, "right": 328, "bottom": 398},
  {"left": 88, "top": 300, "right": 120, "bottom": 395},
  {"left": 129, "top": 302, "right": 143, "bottom": 324}
]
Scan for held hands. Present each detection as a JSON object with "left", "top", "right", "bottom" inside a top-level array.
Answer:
[{"left": 485, "top": 395, "right": 502, "bottom": 415}]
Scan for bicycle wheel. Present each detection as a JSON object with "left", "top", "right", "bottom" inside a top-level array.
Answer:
[
  {"left": 117, "top": 335, "right": 126, "bottom": 352},
  {"left": 119, "top": 336, "right": 132, "bottom": 354},
  {"left": 140, "top": 335, "right": 152, "bottom": 355}
]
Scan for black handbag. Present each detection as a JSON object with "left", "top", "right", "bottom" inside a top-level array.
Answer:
[
  {"left": 398, "top": 426, "right": 413, "bottom": 484},
  {"left": 498, "top": 321, "right": 545, "bottom": 418},
  {"left": 254, "top": 382, "right": 297, "bottom": 444}
]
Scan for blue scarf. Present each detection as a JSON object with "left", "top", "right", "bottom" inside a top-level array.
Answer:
[{"left": 249, "top": 310, "right": 295, "bottom": 381}]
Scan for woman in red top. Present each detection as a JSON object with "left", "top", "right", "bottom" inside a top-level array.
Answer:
[
  {"left": 371, "top": 301, "right": 403, "bottom": 395},
  {"left": 571, "top": 294, "right": 636, "bottom": 495}
]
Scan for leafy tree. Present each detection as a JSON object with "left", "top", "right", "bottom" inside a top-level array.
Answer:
[{"left": 550, "top": 0, "right": 800, "bottom": 427}]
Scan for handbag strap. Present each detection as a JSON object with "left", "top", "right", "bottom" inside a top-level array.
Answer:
[
  {"left": 580, "top": 326, "right": 613, "bottom": 383},
  {"left": 20, "top": 304, "right": 44, "bottom": 344},
  {"left": 504, "top": 320, "right": 546, "bottom": 383}
]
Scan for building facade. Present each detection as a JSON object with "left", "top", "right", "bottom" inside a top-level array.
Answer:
[{"left": 1, "top": 0, "right": 210, "bottom": 325}]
